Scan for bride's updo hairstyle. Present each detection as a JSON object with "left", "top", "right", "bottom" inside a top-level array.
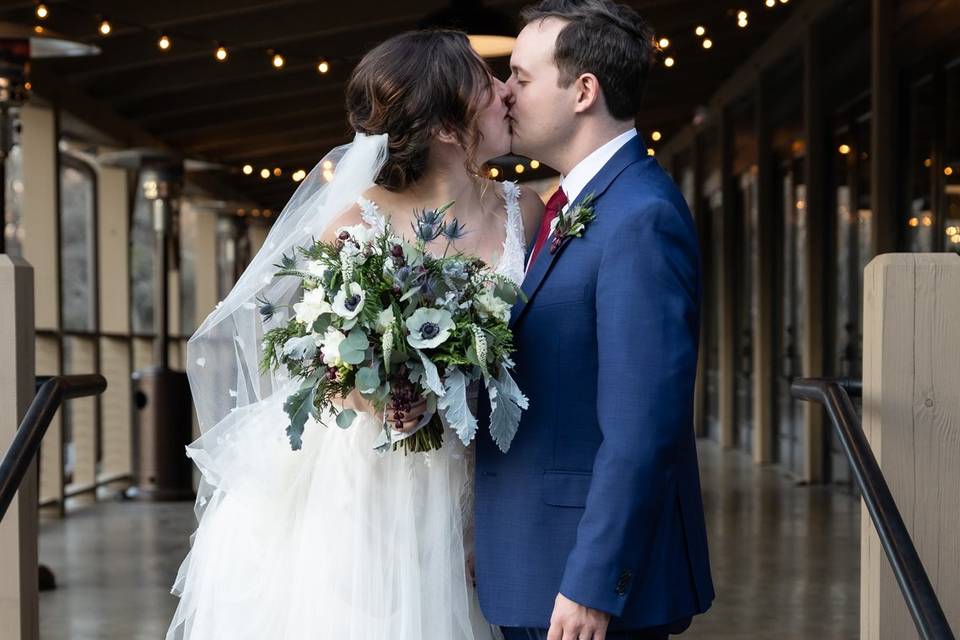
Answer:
[{"left": 346, "top": 29, "right": 493, "bottom": 190}]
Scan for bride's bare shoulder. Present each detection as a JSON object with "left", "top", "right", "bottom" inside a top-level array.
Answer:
[{"left": 319, "top": 203, "right": 367, "bottom": 243}]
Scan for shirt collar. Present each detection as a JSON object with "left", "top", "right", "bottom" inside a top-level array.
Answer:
[{"left": 560, "top": 128, "right": 638, "bottom": 209}]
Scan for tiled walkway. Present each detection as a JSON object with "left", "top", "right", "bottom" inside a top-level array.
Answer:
[{"left": 37, "top": 440, "right": 860, "bottom": 639}]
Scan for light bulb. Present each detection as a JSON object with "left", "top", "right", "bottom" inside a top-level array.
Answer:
[
  {"left": 702, "top": 38, "right": 713, "bottom": 49},
  {"left": 530, "top": 160, "right": 541, "bottom": 169},
  {"left": 272, "top": 53, "right": 285, "bottom": 68},
  {"left": 651, "top": 131, "right": 662, "bottom": 141},
  {"left": 36, "top": 3, "right": 48, "bottom": 19},
  {"left": 99, "top": 18, "right": 112, "bottom": 36},
  {"left": 515, "top": 164, "right": 525, "bottom": 174},
  {"left": 260, "top": 168, "right": 270, "bottom": 179},
  {"left": 216, "top": 45, "right": 228, "bottom": 61},
  {"left": 695, "top": 26, "right": 706, "bottom": 37},
  {"left": 242, "top": 164, "right": 253, "bottom": 175},
  {"left": 489, "top": 167, "right": 500, "bottom": 178},
  {"left": 317, "top": 60, "right": 330, "bottom": 74},
  {"left": 664, "top": 56, "right": 675, "bottom": 68},
  {"left": 158, "top": 34, "right": 171, "bottom": 50},
  {"left": 658, "top": 37, "right": 670, "bottom": 49}
]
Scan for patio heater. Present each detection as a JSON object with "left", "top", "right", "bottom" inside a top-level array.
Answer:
[
  {"left": 100, "top": 150, "right": 194, "bottom": 501},
  {"left": 0, "top": 22, "right": 99, "bottom": 253}
]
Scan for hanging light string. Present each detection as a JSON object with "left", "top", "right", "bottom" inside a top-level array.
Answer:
[{"left": 27, "top": 0, "right": 791, "bottom": 182}]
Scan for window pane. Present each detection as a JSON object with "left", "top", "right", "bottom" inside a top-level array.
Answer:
[
  {"left": 131, "top": 182, "right": 155, "bottom": 333},
  {"left": 4, "top": 143, "right": 24, "bottom": 256},
  {"left": 945, "top": 60, "right": 960, "bottom": 254},
  {"left": 59, "top": 160, "right": 95, "bottom": 332}
]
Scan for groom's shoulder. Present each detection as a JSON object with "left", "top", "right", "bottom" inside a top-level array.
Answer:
[{"left": 598, "top": 161, "right": 692, "bottom": 232}]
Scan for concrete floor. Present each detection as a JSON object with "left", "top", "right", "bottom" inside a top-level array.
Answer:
[{"left": 37, "top": 440, "right": 860, "bottom": 639}]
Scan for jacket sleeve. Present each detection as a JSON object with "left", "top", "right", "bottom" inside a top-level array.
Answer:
[{"left": 558, "top": 199, "right": 700, "bottom": 616}]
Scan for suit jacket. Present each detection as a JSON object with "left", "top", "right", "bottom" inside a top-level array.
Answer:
[{"left": 474, "top": 134, "right": 715, "bottom": 630}]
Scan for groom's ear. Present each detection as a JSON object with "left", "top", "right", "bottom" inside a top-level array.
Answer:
[{"left": 572, "top": 73, "right": 602, "bottom": 114}]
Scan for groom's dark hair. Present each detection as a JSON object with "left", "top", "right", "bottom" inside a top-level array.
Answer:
[{"left": 521, "top": 0, "right": 655, "bottom": 120}]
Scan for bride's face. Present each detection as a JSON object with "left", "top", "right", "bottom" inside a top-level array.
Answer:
[{"left": 473, "top": 76, "right": 512, "bottom": 162}]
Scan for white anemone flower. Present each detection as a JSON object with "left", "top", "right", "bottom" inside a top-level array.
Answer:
[
  {"left": 405, "top": 307, "right": 455, "bottom": 350},
  {"left": 292, "top": 286, "right": 331, "bottom": 326},
  {"left": 305, "top": 260, "right": 328, "bottom": 280},
  {"left": 332, "top": 282, "right": 366, "bottom": 320}
]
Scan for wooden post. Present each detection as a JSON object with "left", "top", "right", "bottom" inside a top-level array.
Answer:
[
  {"left": 0, "top": 255, "right": 39, "bottom": 640},
  {"left": 802, "top": 23, "right": 826, "bottom": 483},
  {"left": 753, "top": 77, "right": 776, "bottom": 465},
  {"left": 861, "top": 254, "right": 960, "bottom": 639},
  {"left": 870, "top": 0, "right": 897, "bottom": 256},
  {"left": 718, "top": 113, "right": 738, "bottom": 449}
]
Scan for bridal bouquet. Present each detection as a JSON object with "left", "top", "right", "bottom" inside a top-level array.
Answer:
[{"left": 259, "top": 203, "right": 528, "bottom": 454}]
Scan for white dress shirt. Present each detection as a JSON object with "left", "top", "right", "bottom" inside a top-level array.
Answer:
[{"left": 560, "top": 128, "right": 638, "bottom": 213}]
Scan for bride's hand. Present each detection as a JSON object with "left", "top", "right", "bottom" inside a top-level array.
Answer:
[{"left": 387, "top": 396, "right": 428, "bottom": 433}]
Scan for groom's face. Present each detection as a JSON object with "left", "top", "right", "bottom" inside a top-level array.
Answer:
[{"left": 507, "top": 18, "right": 575, "bottom": 161}]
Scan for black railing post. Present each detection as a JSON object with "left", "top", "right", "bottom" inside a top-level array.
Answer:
[
  {"left": 0, "top": 374, "right": 107, "bottom": 522},
  {"left": 792, "top": 377, "right": 954, "bottom": 640}
]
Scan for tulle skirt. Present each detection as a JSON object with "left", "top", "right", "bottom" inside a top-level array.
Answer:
[{"left": 166, "top": 382, "right": 499, "bottom": 640}]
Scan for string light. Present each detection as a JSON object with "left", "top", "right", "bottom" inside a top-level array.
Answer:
[
  {"left": 273, "top": 167, "right": 282, "bottom": 177},
  {"left": 945, "top": 166, "right": 955, "bottom": 176},
  {"left": 35, "top": 3, "right": 48, "bottom": 19},
  {"left": 652, "top": 131, "right": 662, "bottom": 141},
  {"left": 702, "top": 38, "right": 713, "bottom": 49},
  {"left": 271, "top": 52, "right": 285, "bottom": 69},
  {"left": 695, "top": 25, "right": 706, "bottom": 37},
  {"left": 647, "top": 148, "right": 656, "bottom": 157},
  {"left": 242, "top": 164, "right": 253, "bottom": 175},
  {"left": 158, "top": 34, "right": 171, "bottom": 51},
  {"left": 323, "top": 169, "right": 334, "bottom": 182},
  {"left": 839, "top": 144, "right": 851, "bottom": 155},
  {"left": 664, "top": 56, "right": 675, "bottom": 68},
  {"left": 765, "top": 0, "right": 776, "bottom": 6},
  {"left": 98, "top": 18, "right": 112, "bottom": 36},
  {"left": 908, "top": 217, "right": 919, "bottom": 227},
  {"left": 530, "top": 160, "right": 541, "bottom": 169},
  {"left": 322, "top": 160, "right": 334, "bottom": 170},
  {"left": 737, "top": 10, "right": 748, "bottom": 28},
  {"left": 292, "top": 169, "right": 306, "bottom": 182},
  {"left": 946, "top": 226, "right": 959, "bottom": 236},
  {"left": 489, "top": 167, "right": 500, "bottom": 178},
  {"left": 924, "top": 158, "right": 933, "bottom": 168},
  {"left": 317, "top": 60, "right": 330, "bottom": 74},
  {"left": 215, "top": 44, "right": 228, "bottom": 61},
  {"left": 515, "top": 163, "right": 525, "bottom": 174},
  {"left": 658, "top": 37, "right": 670, "bottom": 49},
  {"left": 260, "top": 168, "right": 270, "bottom": 179},
  {"left": 922, "top": 215, "right": 933, "bottom": 227}
]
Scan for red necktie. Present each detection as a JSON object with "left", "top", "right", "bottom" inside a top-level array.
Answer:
[{"left": 528, "top": 186, "right": 568, "bottom": 269}]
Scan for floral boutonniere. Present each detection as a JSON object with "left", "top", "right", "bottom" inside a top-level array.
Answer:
[{"left": 549, "top": 194, "right": 596, "bottom": 254}]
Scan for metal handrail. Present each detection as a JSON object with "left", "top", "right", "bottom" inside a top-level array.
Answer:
[
  {"left": 0, "top": 374, "right": 107, "bottom": 522},
  {"left": 792, "top": 377, "right": 953, "bottom": 640}
]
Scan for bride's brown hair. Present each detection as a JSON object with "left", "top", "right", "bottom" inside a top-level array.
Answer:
[{"left": 346, "top": 29, "right": 494, "bottom": 191}]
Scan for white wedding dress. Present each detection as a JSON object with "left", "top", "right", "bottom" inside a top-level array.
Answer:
[{"left": 166, "top": 180, "right": 527, "bottom": 640}]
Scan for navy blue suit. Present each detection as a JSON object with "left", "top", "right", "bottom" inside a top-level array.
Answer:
[{"left": 475, "top": 134, "right": 714, "bottom": 633}]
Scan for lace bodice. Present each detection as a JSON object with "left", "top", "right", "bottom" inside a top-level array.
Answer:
[{"left": 356, "top": 180, "right": 527, "bottom": 286}]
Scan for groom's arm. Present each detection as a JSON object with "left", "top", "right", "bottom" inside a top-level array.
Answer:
[{"left": 558, "top": 199, "right": 700, "bottom": 617}]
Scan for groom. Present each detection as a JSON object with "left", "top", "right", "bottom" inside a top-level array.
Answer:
[{"left": 474, "top": 1, "right": 714, "bottom": 638}]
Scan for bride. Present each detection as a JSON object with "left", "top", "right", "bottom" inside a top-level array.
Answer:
[{"left": 166, "top": 29, "right": 543, "bottom": 640}]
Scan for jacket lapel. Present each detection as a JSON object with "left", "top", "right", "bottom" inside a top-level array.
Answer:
[{"left": 509, "top": 135, "right": 647, "bottom": 329}]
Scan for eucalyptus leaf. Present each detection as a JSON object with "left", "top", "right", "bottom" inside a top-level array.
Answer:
[
  {"left": 487, "top": 367, "right": 528, "bottom": 453},
  {"left": 336, "top": 409, "right": 357, "bottom": 429},
  {"left": 356, "top": 365, "right": 381, "bottom": 395}
]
